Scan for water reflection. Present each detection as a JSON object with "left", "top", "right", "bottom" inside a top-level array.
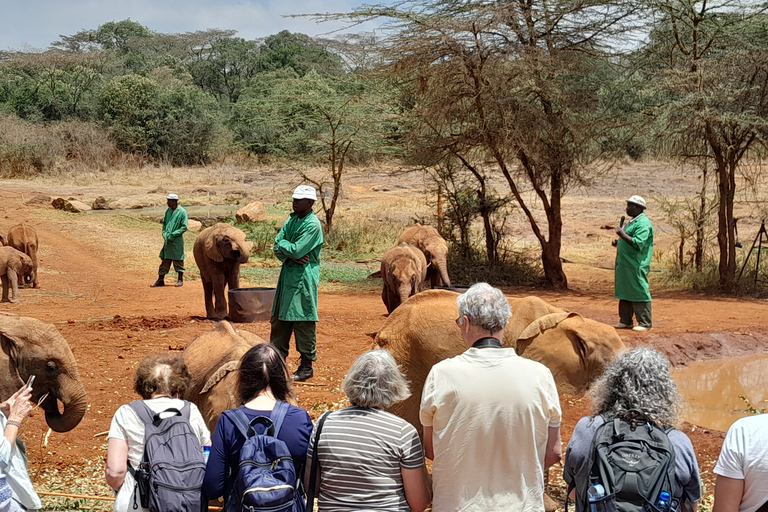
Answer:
[{"left": 672, "top": 353, "right": 768, "bottom": 432}]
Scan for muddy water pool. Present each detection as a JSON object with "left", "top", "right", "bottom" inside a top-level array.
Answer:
[{"left": 672, "top": 353, "right": 768, "bottom": 431}]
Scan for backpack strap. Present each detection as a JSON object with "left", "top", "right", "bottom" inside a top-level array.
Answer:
[
  {"left": 270, "top": 401, "right": 290, "bottom": 437},
  {"left": 222, "top": 408, "right": 252, "bottom": 439},
  {"left": 128, "top": 400, "right": 158, "bottom": 425},
  {"left": 306, "top": 411, "right": 331, "bottom": 512}
]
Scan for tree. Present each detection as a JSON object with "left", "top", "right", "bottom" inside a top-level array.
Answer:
[
  {"left": 98, "top": 74, "right": 219, "bottom": 165},
  {"left": 233, "top": 71, "right": 393, "bottom": 231},
  {"left": 187, "top": 36, "right": 261, "bottom": 103},
  {"left": 257, "top": 31, "right": 344, "bottom": 77},
  {"left": 329, "top": 1, "right": 640, "bottom": 287},
  {"left": 642, "top": 3, "right": 768, "bottom": 290}
]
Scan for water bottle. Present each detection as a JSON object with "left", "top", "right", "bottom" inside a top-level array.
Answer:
[
  {"left": 588, "top": 483, "right": 606, "bottom": 512},
  {"left": 655, "top": 492, "right": 671, "bottom": 512},
  {"left": 202, "top": 445, "right": 211, "bottom": 465}
]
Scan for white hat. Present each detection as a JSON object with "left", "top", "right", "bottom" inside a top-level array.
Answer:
[
  {"left": 167, "top": 193, "right": 179, "bottom": 200},
  {"left": 627, "top": 195, "right": 646, "bottom": 208},
  {"left": 292, "top": 185, "right": 317, "bottom": 201}
]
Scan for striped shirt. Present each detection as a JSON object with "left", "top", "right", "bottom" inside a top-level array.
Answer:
[{"left": 308, "top": 407, "right": 425, "bottom": 512}]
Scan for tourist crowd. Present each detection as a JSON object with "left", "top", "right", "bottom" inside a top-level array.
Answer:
[{"left": 1, "top": 283, "right": 765, "bottom": 512}]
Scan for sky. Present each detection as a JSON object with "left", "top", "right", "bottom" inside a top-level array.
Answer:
[{"left": 0, "top": 0, "right": 379, "bottom": 52}]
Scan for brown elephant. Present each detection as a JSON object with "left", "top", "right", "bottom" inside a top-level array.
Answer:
[
  {"left": 396, "top": 223, "right": 451, "bottom": 288},
  {"left": 193, "top": 223, "right": 254, "bottom": 320},
  {"left": 0, "top": 246, "right": 34, "bottom": 303},
  {"left": 181, "top": 321, "right": 266, "bottom": 431},
  {"left": 0, "top": 313, "right": 88, "bottom": 432},
  {"left": 7, "top": 223, "right": 39, "bottom": 288},
  {"left": 381, "top": 243, "right": 428, "bottom": 314},
  {"left": 374, "top": 289, "right": 625, "bottom": 431}
]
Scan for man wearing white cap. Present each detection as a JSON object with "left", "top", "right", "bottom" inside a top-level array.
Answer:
[
  {"left": 613, "top": 195, "right": 653, "bottom": 331},
  {"left": 271, "top": 185, "right": 324, "bottom": 381},
  {"left": 150, "top": 193, "right": 188, "bottom": 287}
]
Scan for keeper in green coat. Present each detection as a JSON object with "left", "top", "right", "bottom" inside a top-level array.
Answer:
[
  {"left": 613, "top": 195, "right": 654, "bottom": 332},
  {"left": 271, "top": 185, "right": 324, "bottom": 382},
  {"left": 150, "top": 193, "right": 188, "bottom": 288}
]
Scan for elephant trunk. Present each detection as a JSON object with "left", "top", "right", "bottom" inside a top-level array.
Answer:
[
  {"left": 398, "top": 283, "right": 412, "bottom": 306},
  {"left": 43, "top": 375, "right": 87, "bottom": 432},
  {"left": 436, "top": 259, "right": 451, "bottom": 288},
  {"left": 237, "top": 242, "right": 253, "bottom": 263}
]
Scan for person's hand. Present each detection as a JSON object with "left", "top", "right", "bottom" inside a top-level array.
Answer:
[
  {"left": 616, "top": 227, "right": 627, "bottom": 238},
  {"left": 290, "top": 255, "right": 310, "bottom": 265},
  {"left": 7, "top": 385, "right": 33, "bottom": 422},
  {"left": 612, "top": 239, "right": 618, "bottom": 247}
]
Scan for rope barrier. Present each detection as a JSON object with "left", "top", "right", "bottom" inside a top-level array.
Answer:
[{"left": 37, "top": 491, "right": 224, "bottom": 510}]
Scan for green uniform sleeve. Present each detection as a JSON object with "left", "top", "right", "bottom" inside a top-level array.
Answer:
[
  {"left": 169, "top": 210, "right": 188, "bottom": 238},
  {"left": 275, "top": 222, "right": 322, "bottom": 259},
  {"left": 629, "top": 222, "right": 652, "bottom": 251},
  {"left": 273, "top": 225, "right": 288, "bottom": 262}
]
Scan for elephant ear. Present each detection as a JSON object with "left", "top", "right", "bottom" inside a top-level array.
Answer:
[
  {"left": 0, "top": 234, "right": 5, "bottom": 245},
  {"left": 518, "top": 312, "right": 575, "bottom": 340},
  {"left": 0, "top": 321, "right": 23, "bottom": 373},
  {"left": 201, "top": 360, "right": 240, "bottom": 394},
  {"left": 204, "top": 232, "right": 224, "bottom": 263}
]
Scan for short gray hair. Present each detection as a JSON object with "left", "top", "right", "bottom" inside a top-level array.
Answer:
[
  {"left": 342, "top": 350, "right": 411, "bottom": 409},
  {"left": 456, "top": 282, "right": 511, "bottom": 333},
  {"left": 589, "top": 347, "right": 680, "bottom": 426}
]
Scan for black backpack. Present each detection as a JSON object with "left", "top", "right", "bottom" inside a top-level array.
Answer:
[
  {"left": 223, "top": 401, "right": 304, "bottom": 512},
  {"left": 574, "top": 411, "right": 677, "bottom": 512},
  {"left": 127, "top": 401, "right": 206, "bottom": 512}
]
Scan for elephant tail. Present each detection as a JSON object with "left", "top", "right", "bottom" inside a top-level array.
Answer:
[
  {"left": 201, "top": 360, "right": 240, "bottom": 394},
  {"left": 518, "top": 312, "right": 577, "bottom": 340}
]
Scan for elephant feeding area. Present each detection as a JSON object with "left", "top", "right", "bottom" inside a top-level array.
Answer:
[{"left": 2, "top": 163, "right": 768, "bottom": 511}]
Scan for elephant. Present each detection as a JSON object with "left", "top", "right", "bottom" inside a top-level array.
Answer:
[
  {"left": 181, "top": 320, "right": 266, "bottom": 431},
  {"left": 0, "top": 313, "right": 88, "bottom": 432},
  {"left": 374, "top": 289, "right": 626, "bottom": 432},
  {"left": 193, "top": 223, "right": 254, "bottom": 320},
  {"left": 7, "top": 223, "right": 39, "bottom": 288},
  {"left": 0, "top": 246, "right": 34, "bottom": 303},
  {"left": 381, "top": 243, "right": 428, "bottom": 314},
  {"left": 396, "top": 223, "right": 451, "bottom": 288}
]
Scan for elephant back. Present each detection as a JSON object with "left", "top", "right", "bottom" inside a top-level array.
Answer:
[{"left": 182, "top": 321, "right": 266, "bottom": 430}]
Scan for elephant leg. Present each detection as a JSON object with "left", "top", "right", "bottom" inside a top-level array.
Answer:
[
  {"left": 202, "top": 279, "right": 215, "bottom": 318},
  {"left": 31, "top": 253, "right": 38, "bottom": 288},
  {"left": 382, "top": 285, "right": 391, "bottom": 313},
  {"left": 227, "top": 266, "right": 240, "bottom": 292},
  {"left": 1, "top": 275, "right": 9, "bottom": 302},
  {"left": 7, "top": 269, "right": 19, "bottom": 302},
  {"left": 212, "top": 273, "right": 228, "bottom": 319}
]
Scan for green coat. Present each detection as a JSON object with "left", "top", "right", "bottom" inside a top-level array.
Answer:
[
  {"left": 615, "top": 212, "right": 653, "bottom": 302},
  {"left": 272, "top": 211, "right": 323, "bottom": 322},
  {"left": 159, "top": 206, "right": 188, "bottom": 261}
]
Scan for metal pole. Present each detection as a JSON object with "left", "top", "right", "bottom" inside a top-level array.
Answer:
[{"left": 756, "top": 221, "right": 766, "bottom": 284}]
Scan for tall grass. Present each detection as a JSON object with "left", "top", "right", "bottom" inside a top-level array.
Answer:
[{"left": 0, "top": 114, "right": 135, "bottom": 177}]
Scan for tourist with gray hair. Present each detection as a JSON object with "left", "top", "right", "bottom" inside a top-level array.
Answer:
[
  {"left": 305, "top": 349, "right": 431, "bottom": 512},
  {"left": 563, "top": 347, "right": 701, "bottom": 512},
  {"left": 419, "top": 282, "right": 562, "bottom": 512}
]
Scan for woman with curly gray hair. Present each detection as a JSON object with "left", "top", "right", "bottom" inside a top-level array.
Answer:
[
  {"left": 563, "top": 347, "right": 701, "bottom": 512},
  {"left": 306, "top": 350, "right": 431, "bottom": 512}
]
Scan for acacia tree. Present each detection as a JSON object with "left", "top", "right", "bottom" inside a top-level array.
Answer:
[
  {"left": 234, "top": 71, "right": 392, "bottom": 232},
  {"left": 643, "top": 1, "right": 768, "bottom": 290},
  {"left": 326, "top": 1, "right": 640, "bottom": 287}
]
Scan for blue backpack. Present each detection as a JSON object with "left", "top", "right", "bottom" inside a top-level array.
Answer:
[{"left": 223, "top": 402, "right": 305, "bottom": 512}]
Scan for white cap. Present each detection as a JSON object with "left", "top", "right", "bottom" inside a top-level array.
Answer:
[
  {"left": 292, "top": 185, "right": 317, "bottom": 201},
  {"left": 167, "top": 193, "right": 179, "bottom": 200},
  {"left": 627, "top": 195, "right": 646, "bottom": 208}
]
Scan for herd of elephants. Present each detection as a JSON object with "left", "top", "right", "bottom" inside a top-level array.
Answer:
[{"left": 0, "top": 219, "right": 626, "bottom": 450}]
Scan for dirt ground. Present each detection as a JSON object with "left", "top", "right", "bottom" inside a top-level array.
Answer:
[{"left": 1, "top": 165, "right": 768, "bottom": 510}]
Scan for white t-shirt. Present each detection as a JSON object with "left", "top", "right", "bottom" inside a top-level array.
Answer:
[
  {"left": 420, "top": 347, "right": 562, "bottom": 512},
  {"left": 714, "top": 414, "right": 768, "bottom": 512},
  {"left": 107, "top": 398, "right": 211, "bottom": 512},
  {"left": 0, "top": 412, "right": 41, "bottom": 511}
]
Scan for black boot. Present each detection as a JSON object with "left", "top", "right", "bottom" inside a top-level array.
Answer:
[
  {"left": 150, "top": 275, "right": 165, "bottom": 287},
  {"left": 292, "top": 356, "right": 314, "bottom": 382},
  {"left": 176, "top": 272, "right": 184, "bottom": 287}
]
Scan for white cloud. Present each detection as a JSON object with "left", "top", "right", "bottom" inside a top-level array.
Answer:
[{"left": 0, "top": 0, "right": 378, "bottom": 51}]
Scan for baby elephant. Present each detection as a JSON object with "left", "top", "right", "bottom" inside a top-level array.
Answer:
[
  {"left": 0, "top": 246, "right": 34, "bottom": 303},
  {"left": 381, "top": 243, "right": 428, "bottom": 314},
  {"left": 193, "top": 223, "right": 253, "bottom": 320},
  {"left": 6, "top": 222, "right": 39, "bottom": 288}
]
